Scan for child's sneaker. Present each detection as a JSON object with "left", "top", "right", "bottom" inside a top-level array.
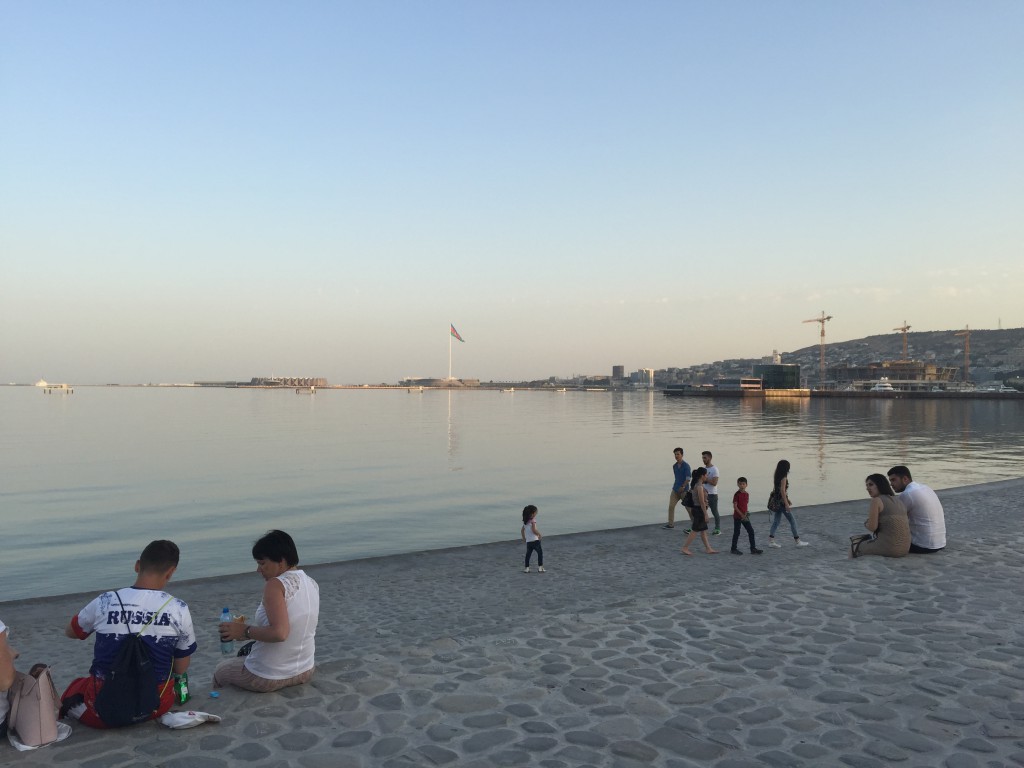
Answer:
[
  {"left": 523, "top": 567, "right": 531, "bottom": 573},
  {"left": 796, "top": 540, "right": 810, "bottom": 547},
  {"left": 683, "top": 528, "right": 692, "bottom": 534},
  {"left": 750, "top": 548, "right": 764, "bottom": 554},
  {"left": 712, "top": 529, "right": 722, "bottom": 535},
  {"left": 730, "top": 549, "right": 742, "bottom": 555},
  {"left": 538, "top": 566, "right": 546, "bottom": 573},
  {"left": 768, "top": 540, "right": 782, "bottom": 548}
]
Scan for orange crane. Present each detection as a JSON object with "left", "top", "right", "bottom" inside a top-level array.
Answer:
[
  {"left": 954, "top": 325, "right": 971, "bottom": 383},
  {"left": 893, "top": 321, "right": 911, "bottom": 360},
  {"left": 803, "top": 311, "right": 833, "bottom": 386}
]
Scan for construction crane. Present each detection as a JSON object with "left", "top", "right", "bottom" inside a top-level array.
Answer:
[
  {"left": 954, "top": 325, "right": 971, "bottom": 383},
  {"left": 893, "top": 321, "right": 911, "bottom": 360},
  {"left": 803, "top": 311, "right": 833, "bottom": 386}
]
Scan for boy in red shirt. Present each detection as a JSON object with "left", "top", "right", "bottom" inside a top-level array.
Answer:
[{"left": 731, "top": 478, "right": 763, "bottom": 555}]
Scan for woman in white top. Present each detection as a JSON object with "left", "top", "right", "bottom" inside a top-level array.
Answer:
[{"left": 214, "top": 530, "right": 320, "bottom": 693}]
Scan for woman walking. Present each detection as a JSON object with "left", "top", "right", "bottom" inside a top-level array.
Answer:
[
  {"left": 680, "top": 467, "right": 719, "bottom": 555},
  {"left": 767, "top": 460, "right": 809, "bottom": 548}
]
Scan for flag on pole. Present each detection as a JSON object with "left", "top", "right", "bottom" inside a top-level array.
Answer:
[{"left": 450, "top": 324, "right": 465, "bottom": 343}]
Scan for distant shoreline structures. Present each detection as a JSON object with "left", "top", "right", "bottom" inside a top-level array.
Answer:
[
  {"left": 195, "top": 376, "right": 329, "bottom": 388},
  {"left": 662, "top": 384, "right": 1023, "bottom": 401},
  {"left": 11, "top": 326, "right": 1023, "bottom": 393}
]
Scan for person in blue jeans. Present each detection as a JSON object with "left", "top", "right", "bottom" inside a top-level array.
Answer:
[
  {"left": 767, "top": 459, "right": 809, "bottom": 548},
  {"left": 522, "top": 505, "right": 545, "bottom": 573},
  {"left": 701, "top": 450, "right": 722, "bottom": 535},
  {"left": 663, "top": 447, "right": 691, "bottom": 529}
]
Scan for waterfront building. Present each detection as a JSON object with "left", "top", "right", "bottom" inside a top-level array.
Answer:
[
  {"left": 630, "top": 368, "right": 655, "bottom": 388},
  {"left": 827, "top": 360, "right": 958, "bottom": 388},
  {"left": 753, "top": 363, "right": 801, "bottom": 390},
  {"left": 716, "top": 377, "right": 764, "bottom": 391},
  {"left": 247, "top": 376, "right": 329, "bottom": 387}
]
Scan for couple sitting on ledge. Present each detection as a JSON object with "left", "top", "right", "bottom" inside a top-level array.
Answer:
[
  {"left": 851, "top": 465, "right": 947, "bottom": 558},
  {"left": 61, "top": 531, "right": 319, "bottom": 729}
]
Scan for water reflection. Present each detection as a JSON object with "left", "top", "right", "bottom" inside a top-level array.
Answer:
[
  {"left": 641, "top": 394, "right": 1021, "bottom": 498},
  {"left": 1, "top": 388, "right": 1021, "bottom": 601},
  {"left": 446, "top": 390, "right": 462, "bottom": 472}
]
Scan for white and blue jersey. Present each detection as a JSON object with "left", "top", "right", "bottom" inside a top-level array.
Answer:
[{"left": 70, "top": 587, "right": 197, "bottom": 682}]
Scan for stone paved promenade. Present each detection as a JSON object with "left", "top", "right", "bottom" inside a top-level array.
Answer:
[{"left": 3, "top": 478, "right": 1024, "bottom": 767}]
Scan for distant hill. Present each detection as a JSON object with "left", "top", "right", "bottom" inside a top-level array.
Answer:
[
  {"left": 782, "top": 327, "right": 1024, "bottom": 379},
  {"left": 786, "top": 327, "right": 1023, "bottom": 363}
]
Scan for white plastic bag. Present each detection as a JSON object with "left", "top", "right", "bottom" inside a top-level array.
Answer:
[{"left": 158, "top": 710, "right": 222, "bottom": 729}]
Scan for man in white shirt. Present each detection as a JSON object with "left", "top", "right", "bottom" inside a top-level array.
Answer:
[
  {"left": 701, "top": 451, "right": 721, "bottom": 535},
  {"left": 888, "top": 465, "right": 946, "bottom": 554}
]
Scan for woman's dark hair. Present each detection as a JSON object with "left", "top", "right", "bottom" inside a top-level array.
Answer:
[
  {"left": 691, "top": 467, "right": 708, "bottom": 481},
  {"left": 522, "top": 505, "right": 538, "bottom": 524},
  {"left": 252, "top": 529, "right": 299, "bottom": 566},
  {"left": 866, "top": 473, "right": 895, "bottom": 496},
  {"left": 773, "top": 460, "right": 791, "bottom": 491}
]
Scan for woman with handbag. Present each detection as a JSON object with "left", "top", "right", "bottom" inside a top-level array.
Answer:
[
  {"left": 767, "top": 460, "right": 809, "bottom": 548},
  {"left": 850, "top": 474, "right": 910, "bottom": 558},
  {"left": 680, "top": 467, "right": 719, "bottom": 555}
]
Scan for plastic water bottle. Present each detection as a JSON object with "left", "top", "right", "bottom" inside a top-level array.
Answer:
[{"left": 220, "top": 607, "right": 234, "bottom": 656}]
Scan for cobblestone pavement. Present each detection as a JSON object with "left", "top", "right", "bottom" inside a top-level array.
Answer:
[{"left": 3, "top": 479, "right": 1023, "bottom": 766}]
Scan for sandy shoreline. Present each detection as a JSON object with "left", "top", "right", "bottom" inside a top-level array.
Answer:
[{"left": 4, "top": 477, "right": 1024, "bottom": 766}]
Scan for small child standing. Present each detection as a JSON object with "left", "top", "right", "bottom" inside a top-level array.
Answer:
[
  {"left": 521, "top": 504, "right": 545, "bottom": 573},
  {"left": 731, "top": 477, "right": 763, "bottom": 555}
]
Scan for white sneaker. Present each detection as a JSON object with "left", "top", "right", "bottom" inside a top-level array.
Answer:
[
  {"left": 796, "top": 540, "right": 810, "bottom": 547},
  {"left": 538, "top": 566, "right": 546, "bottom": 573},
  {"left": 768, "top": 540, "right": 782, "bottom": 548},
  {"left": 523, "top": 567, "right": 531, "bottom": 573}
]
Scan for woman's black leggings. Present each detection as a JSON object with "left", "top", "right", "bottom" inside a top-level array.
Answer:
[{"left": 525, "top": 541, "right": 543, "bottom": 566}]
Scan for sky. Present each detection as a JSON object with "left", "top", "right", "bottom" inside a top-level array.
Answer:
[{"left": 2, "top": 2, "right": 1022, "bottom": 384}]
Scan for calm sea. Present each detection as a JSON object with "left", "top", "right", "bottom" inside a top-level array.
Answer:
[{"left": 2, "top": 387, "right": 1022, "bottom": 600}]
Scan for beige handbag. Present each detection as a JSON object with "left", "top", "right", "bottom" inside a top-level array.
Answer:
[{"left": 8, "top": 664, "right": 60, "bottom": 747}]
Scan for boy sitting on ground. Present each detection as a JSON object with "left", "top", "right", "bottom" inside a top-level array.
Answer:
[{"left": 62, "top": 540, "right": 197, "bottom": 728}]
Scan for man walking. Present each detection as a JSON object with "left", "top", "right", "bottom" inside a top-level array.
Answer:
[
  {"left": 663, "top": 447, "right": 691, "bottom": 529},
  {"left": 887, "top": 466, "right": 946, "bottom": 554},
  {"left": 702, "top": 451, "right": 721, "bottom": 535}
]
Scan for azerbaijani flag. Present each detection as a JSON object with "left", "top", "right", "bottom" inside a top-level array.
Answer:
[{"left": 450, "top": 324, "right": 465, "bottom": 343}]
